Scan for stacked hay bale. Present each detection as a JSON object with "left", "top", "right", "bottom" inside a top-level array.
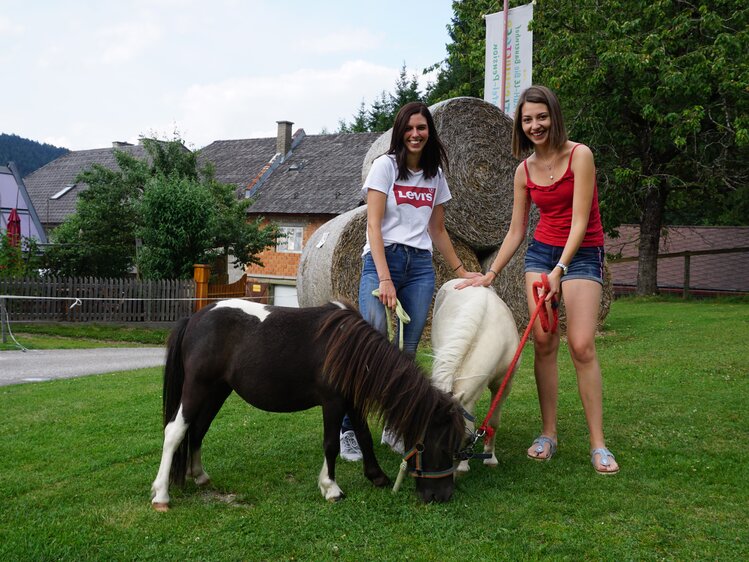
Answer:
[{"left": 298, "top": 97, "right": 611, "bottom": 334}]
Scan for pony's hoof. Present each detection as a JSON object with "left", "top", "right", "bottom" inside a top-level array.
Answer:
[
  {"left": 327, "top": 492, "right": 346, "bottom": 503},
  {"left": 194, "top": 474, "right": 211, "bottom": 486},
  {"left": 152, "top": 502, "right": 170, "bottom": 512},
  {"left": 483, "top": 455, "right": 499, "bottom": 467}
]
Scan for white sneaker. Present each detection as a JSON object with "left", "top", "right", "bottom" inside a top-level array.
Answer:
[
  {"left": 381, "top": 427, "right": 405, "bottom": 455},
  {"left": 339, "top": 430, "right": 363, "bottom": 462}
]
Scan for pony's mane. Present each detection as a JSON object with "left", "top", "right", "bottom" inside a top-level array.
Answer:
[{"left": 317, "top": 307, "right": 463, "bottom": 446}]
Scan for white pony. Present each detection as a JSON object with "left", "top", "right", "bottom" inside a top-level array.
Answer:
[{"left": 431, "top": 278, "right": 520, "bottom": 473}]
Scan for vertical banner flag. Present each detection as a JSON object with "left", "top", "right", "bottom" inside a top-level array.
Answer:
[{"left": 484, "top": 3, "right": 534, "bottom": 117}]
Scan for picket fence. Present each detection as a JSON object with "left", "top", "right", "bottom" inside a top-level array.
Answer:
[{"left": 0, "top": 276, "right": 195, "bottom": 323}]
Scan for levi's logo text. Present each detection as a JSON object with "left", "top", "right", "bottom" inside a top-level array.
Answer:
[{"left": 393, "top": 184, "right": 435, "bottom": 208}]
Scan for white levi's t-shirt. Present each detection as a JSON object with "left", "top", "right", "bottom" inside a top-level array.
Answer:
[{"left": 361, "top": 154, "right": 452, "bottom": 256}]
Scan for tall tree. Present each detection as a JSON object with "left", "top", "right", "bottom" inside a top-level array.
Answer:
[
  {"left": 338, "top": 63, "right": 424, "bottom": 132},
  {"left": 137, "top": 175, "right": 217, "bottom": 280},
  {"left": 44, "top": 157, "right": 143, "bottom": 277},
  {"left": 532, "top": 0, "right": 749, "bottom": 294},
  {"left": 425, "top": 0, "right": 495, "bottom": 103},
  {"left": 428, "top": 0, "right": 749, "bottom": 295},
  {"left": 45, "top": 138, "right": 278, "bottom": 279}
]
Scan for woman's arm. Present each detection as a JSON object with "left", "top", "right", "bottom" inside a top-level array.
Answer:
[{"left": 365, "top": 189, "right": 397, "bottom": 309}]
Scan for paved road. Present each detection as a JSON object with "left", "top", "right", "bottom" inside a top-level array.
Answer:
[{"left": 0, "top": 347, "right": 166, "bottom": 387}]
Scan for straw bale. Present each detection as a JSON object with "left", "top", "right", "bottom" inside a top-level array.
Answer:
[
  {"left": 430, "top": 97, "right": 516, "bottom": 251},
  {"left": 329, "top": 207, "right": 368, "bottom": 304},
  {"left": 420, "top": 237, "right": 482, "bottom": 341},
  {"left": 297, "top": 206, "right": 367, "bottom": 307},
  {"left": 361, "top": 132, "right": 392, "bottom": 183},
  {"left": 480, "top": 243, "right": 532, "bottom": 331},
  {"left": 296, "top": 205, "right": 483, "bottom": 342}
]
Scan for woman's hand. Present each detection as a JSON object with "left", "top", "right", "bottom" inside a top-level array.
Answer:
[
  {"left": 545, "top": 268, "right": 562, "bottom": 301},
  {"left": 454, "top": 273, "right": 494, "bottom": 290},
  {"left": 378, "top": 278, "right": 397, "bottom": 310}
]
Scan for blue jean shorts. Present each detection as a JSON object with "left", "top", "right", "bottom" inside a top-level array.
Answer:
[{"left": 524, "top": 239, "right": 604, "bottom": 285}]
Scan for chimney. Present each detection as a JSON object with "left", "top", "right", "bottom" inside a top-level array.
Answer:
[
  {"left": 276, "top": 120, "right": 293, "bottom": 157},
  {"left": 112, "top": 141, "right": 133, "bottom": 148}
]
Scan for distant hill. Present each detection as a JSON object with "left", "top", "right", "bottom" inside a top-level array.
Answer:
[{"left": 0, "top": 133, "right": 69, "bottom": 177}]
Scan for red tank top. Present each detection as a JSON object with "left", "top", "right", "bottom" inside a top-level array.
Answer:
[{"left": 524, "top": 144, "right": 604, "bottom": 247}]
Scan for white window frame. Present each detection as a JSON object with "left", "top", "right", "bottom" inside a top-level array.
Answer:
[{"left": 277, "top": 225, "right": 304, "bottom": 253}]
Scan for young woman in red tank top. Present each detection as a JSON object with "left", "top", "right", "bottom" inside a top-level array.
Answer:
[{"left": 457, "top": 85, "right": 618, "bottom": 475}]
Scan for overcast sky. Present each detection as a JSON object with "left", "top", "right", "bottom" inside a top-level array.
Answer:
[{"left": 0, "top": 0, "right": 455, "bottom": 151}]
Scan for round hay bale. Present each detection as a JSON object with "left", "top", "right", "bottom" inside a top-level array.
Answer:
[
  {"left": 329, "top": 208, "right": 369, "bottom": 304},
  {"left": 429, "top": 97, "right": 516, "bottom": 252},
  {"left": 297, "top": 206, "right": 367, "bottom": 307},
  {"left": 360, "top": 97, "right": 517, "bottom": 253},
  {"left": 361, "top": 131, "right": 392, "bottom": 184},
  {"left": 297, "top": 205, "right": 483, "bottom": 345}
]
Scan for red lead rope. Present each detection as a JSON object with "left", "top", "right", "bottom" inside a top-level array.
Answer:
[{"left": 477, "top": 273, "right": 558, "bottom": 441}]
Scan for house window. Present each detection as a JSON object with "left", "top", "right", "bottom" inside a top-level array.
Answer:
[
  {"left": 51, "top": 184, "right": 76, "bottom": 200},
  {"left": 277, "top": 225, "right": 304, "bottom": 253}
]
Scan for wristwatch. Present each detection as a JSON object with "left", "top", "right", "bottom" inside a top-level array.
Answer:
[{"left": 555, "top": 262, "right": 568, "bottom": 275}]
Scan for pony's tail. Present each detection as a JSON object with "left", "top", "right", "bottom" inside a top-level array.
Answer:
[{"left": 163, "top": 317, "right": 190, "bottom": 486}]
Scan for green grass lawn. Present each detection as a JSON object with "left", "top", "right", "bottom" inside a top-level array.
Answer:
[
  {"left": 0, "top": 298, "right": 747, "bottom": 561},
  {"left": 0, "top": 323, "right": 170, "bottom": 350}
]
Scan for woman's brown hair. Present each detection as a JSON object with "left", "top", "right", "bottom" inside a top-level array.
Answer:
[{"left": 511, "top": 85, "right": 568, "bottom": 159}]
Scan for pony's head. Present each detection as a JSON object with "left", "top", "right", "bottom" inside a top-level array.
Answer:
[
  {"left": 318, "top": 305, "right": 469, "bottom": 502},
  {"left": 405, "top": 396, "right": 466, "bottom": 503}
]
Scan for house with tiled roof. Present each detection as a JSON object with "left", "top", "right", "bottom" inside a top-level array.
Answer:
[
  {"left": 24, "top": 142, "right": 150, "bottom": 236},
  {"left": 1, "top": 162, "right": 47, "bottom": 243},
  {"left": 605, "top": 225, "right": 749, "bottom": 296},
  {"left": 23, "top": 125, "right": 380, "bottom": 305},
  {"left": 200, "top": 122, "right": 380, "bottom": 305}
]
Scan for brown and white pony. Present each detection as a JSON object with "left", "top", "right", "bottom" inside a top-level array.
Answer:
[{"left": 150, "top": 299, "right": 465, "bottom": 509}]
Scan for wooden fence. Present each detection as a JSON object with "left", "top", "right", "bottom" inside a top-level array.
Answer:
[
  {"left": 0, "top": 276, "right": 195, "bottom": 323},
  {"left": 608, "top": 246, "right": 749, "bottom": 297},
  {"left": 206, "top": 274, "right": 247, "bottom": 304}
]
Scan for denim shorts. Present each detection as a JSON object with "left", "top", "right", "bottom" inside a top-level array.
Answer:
[{"left": 524, "top": 239, "right": 604, "bottom": 285}]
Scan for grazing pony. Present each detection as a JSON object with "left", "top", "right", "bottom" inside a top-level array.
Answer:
[
  {"left": 431, "top": 279, "right": 520, "bottom": 473},
  {"left": 150, "top": 299, "right": 466, "bottom": 509}
]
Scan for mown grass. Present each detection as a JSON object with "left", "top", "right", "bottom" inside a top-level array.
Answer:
[
  {"left": 0, "top": 298, "right": 747, "bottom": 561},
  {"left": 0, "top": 323, "right": 170, "bottom": 350}
]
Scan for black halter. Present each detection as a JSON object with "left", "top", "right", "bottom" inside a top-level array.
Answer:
[{"left": 391, "top": 406, "right": 491, "bottom": 493}]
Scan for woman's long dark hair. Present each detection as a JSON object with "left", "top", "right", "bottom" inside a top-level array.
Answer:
[{"left": 388, "top": 102, "right": 448, "bottom": 181}]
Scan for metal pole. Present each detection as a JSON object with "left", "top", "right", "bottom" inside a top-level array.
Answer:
[{"left": 500, "top": 0, "right": 510, "bottom": 114}]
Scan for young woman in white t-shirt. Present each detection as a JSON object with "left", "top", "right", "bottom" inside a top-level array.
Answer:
[{"left": 339, "top": 101, "right": 480, "bottom": 461}]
